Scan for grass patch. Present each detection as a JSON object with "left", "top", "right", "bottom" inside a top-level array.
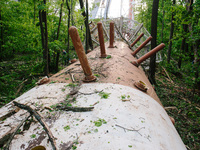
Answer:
[
  {"left": 106, "top": 55, "right": 112, "bottom": 59},
  {"left": 64, "top": 125, "right": 70, "bottom": 131},
  {"left": 30, "top": 134, "right": 36, "bottom": 138},
  {"left": 99, "top": 92, "right": 111, "bottom": 99},
  {"left": 94, "top": 118, "right": 107, "bottom": 127}
]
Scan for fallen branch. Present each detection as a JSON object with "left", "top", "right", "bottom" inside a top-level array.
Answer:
[
  {"left": 4, "top": 114, "right": 31, "bottom": 150},
  {"left": 122, "top": 99, "right": 131, "bottom": 102},
  {"left": 15, "top": 79, "right": 28, "bottom": 96},
  {"left": 115, "top": 124, "right": 145, "bottom": 136},
  {"left": 165, "top": 106, "right": 178, "bottom": 111},
  {"left": 69, "top": 71, "right": 75, "bottom": 83},
  {"left": 78, "top": 90, "right": 103, "bottom": 95},
  {"left": 161, "top": 66, "right": 173, "bottom": 83},
  {"left": 56, "top": 105, "right": 94, "bottom": 112},
  {"left": 13, "top": 101, "right": 57, "bottom": 150},
  {"left": 92, "top": 101, "right": 99, "bottom": 106}
]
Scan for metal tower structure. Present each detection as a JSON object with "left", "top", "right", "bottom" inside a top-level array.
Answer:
[{"left": 129, "top": 0, "right": 135, "bottom": 20}]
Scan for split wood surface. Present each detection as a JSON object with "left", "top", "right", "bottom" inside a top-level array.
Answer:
[
  {"left": 4, "top": 114, "right": 31, "bottom": 150},
  {"left": 13, "top": 101, "right": 57, "bottom": 150}
]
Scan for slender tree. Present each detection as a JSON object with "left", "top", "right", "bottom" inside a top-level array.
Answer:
[
  {"left": 85, "top": 0, "right": 89, "bottom": 53},
  {"left": 0, "top": 8, "right": 3, "bottom": 58},
  {"left": 186, "top": 0, "right": 200, "bottom": 92},
  {"left": 149, "top": 0, "right": 159, "bottom": 84},
  {"left": 79, "top": 0, "right": 93, "bottom": 50},
  {"left": 167, "top": 0, "right": 176, "bottom": 63},
  {"left": 66, "top": 0, "right": 71, "bottom": 64},
  {"left": 178, "top": 24, "right": 187, "bottom": 68},
  {"left": 161, "top": 0, "right": 165, "bottom": 43},
  {"left": 34, "top": 0, "right": 36, "bottom": 24},
  {"left": 71, "top": 0, "right": 74, "bottom": 26},
  {"left": 39, "top": 0, "right": 49, "bottom": 75},
  {"left": 55, "top": 0, "right": 64, "bottom": 72}
]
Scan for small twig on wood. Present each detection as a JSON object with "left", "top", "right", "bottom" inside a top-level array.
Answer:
[
  {"left": 55, "top": 68, "right": 74, "bottom": 77},
  {"left": 44, "top": 106, "right": 53, "bottom": 111},
  {"left": 37, "top": 96, "right": 56, "bottom": 99},
  {"left": 4, "top": 114, "right": 31, "bottom": 150},
  {"left": 69, "top": 71, "right": 75, "bottom": 83},
  {"left": 92, "top": 101, "right": 99, "bottom": 106},
  {"left": 115, "top": 124, "right": 145, "bottom": 136},
  {"left": 13, "top": 101, "right": 57, "bottom": 150},
  {"left": 78, "top": 90, "right": 103, "bottom": 95},
  {"left": 56, "top": 105, "right": 94, "bottom": 112},
  {"left": 122, "top": 99, "right": 131, "bottom": 102}
]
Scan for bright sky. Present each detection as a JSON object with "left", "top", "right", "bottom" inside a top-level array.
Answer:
[{"left": 88, "top": 0, "right": 130, "bottom": 19}]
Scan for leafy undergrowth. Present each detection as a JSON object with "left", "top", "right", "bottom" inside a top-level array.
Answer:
[
  {"left": 0, "top": 55, "right": 40, "bottom": 107},
  {"left": 155, "top": 71, "right": 200, "bottom": 150}
]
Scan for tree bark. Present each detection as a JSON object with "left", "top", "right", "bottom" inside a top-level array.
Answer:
[
  {"left": 71, "top": 0, "right": 74, "bottom": 26},
  {"left": 39, "top": 0, "right": 49, "bottom": 75},
  {"left": 79, "top": 0, "right": 93, "bottom": 50},
  {"left": 85, "top": 0, "right": 89, "bottom": 53},
  {"left": 105, "top": 0, "right": 111, "bottom": 19},
  {"left": 0, "top": 8, "right": 3, "bottom": 58},
  {"left": 161, "top": 0, "right": 165, "bottom": 43},
  {"left": 167, "top": 0, "right": 176, "bottom": 63},
  {"left": 66, "top": 0, "right": 71, "bottom": 64},
  {"left": 55, "top": 0, "right": 64, "bottom": 72},
  {"left": 178, "top": 24, "right": 187, "bottom": 68},
  {"left": 185, "top": 0, "right": 200, "bottom": 91},
  {"left": 149, "top": 0, "right": 160, "bottom": 85},
  {"left": 34, "top": 0, "right": 36, "bottom": 24}
]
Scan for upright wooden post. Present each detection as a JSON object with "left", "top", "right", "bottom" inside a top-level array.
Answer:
[
  {"left": 108, "top": 22, "right": 115, "bottom": 48},
  {"left": 97, "top": 22, "right": 107, "bottom": 58},
  {"left": 69, "top": 26, "right": 96, "bottom": 82}
]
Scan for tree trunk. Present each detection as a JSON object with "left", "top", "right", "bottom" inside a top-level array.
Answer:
[
  {"left": 85, "top": 0, "right": 89, "bottom": 53},
  {"left": 0, "top": 8, "right": 3, "bottom": 58},
  {"left": 71, "top": 0, "right": 74, "bottom": 26},
  {"left": 55, "top": 0, "right": 64, "bottom": 72},
  {"left": 149, "top": 0, "right": 159, "bottom": 85},
  {"left": 194, "top": 39, "right": 200, "bottom": 92},
  {"left": 79, "top": 0, "right": 93, "bottom": 50},
  {"left": 66, "top": 0, "right": 71, "bottom": 65},
  {"left": 167, "top": 0, "right": 176, "bottom": 63},
  {"left": 185, "top": 0, "right": 200, "bottom": 92},
  {"left": 34, "top": 0, "right": 36, "bottom": 24},
  {"left": 39, "top": 0, "right": 49, "bottom": 75},
  {"left": 178, "top": 24, "right": 187, "bottom": 68},
  {"left": 105, "top": 0, "right": 111, "bottom": 19},
  {"left": 161, "top": 0, "right": 165, "bottom": 43}
]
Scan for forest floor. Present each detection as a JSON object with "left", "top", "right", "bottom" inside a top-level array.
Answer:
[
  {"left": 0, "top": 55, "right": 39, "bottom": 106},
  {"left": 155, "top": 69, "right": 200, "bottom": 150},
  {"left": 0, "top": 58, "right": 199, "bottom": 149}
]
